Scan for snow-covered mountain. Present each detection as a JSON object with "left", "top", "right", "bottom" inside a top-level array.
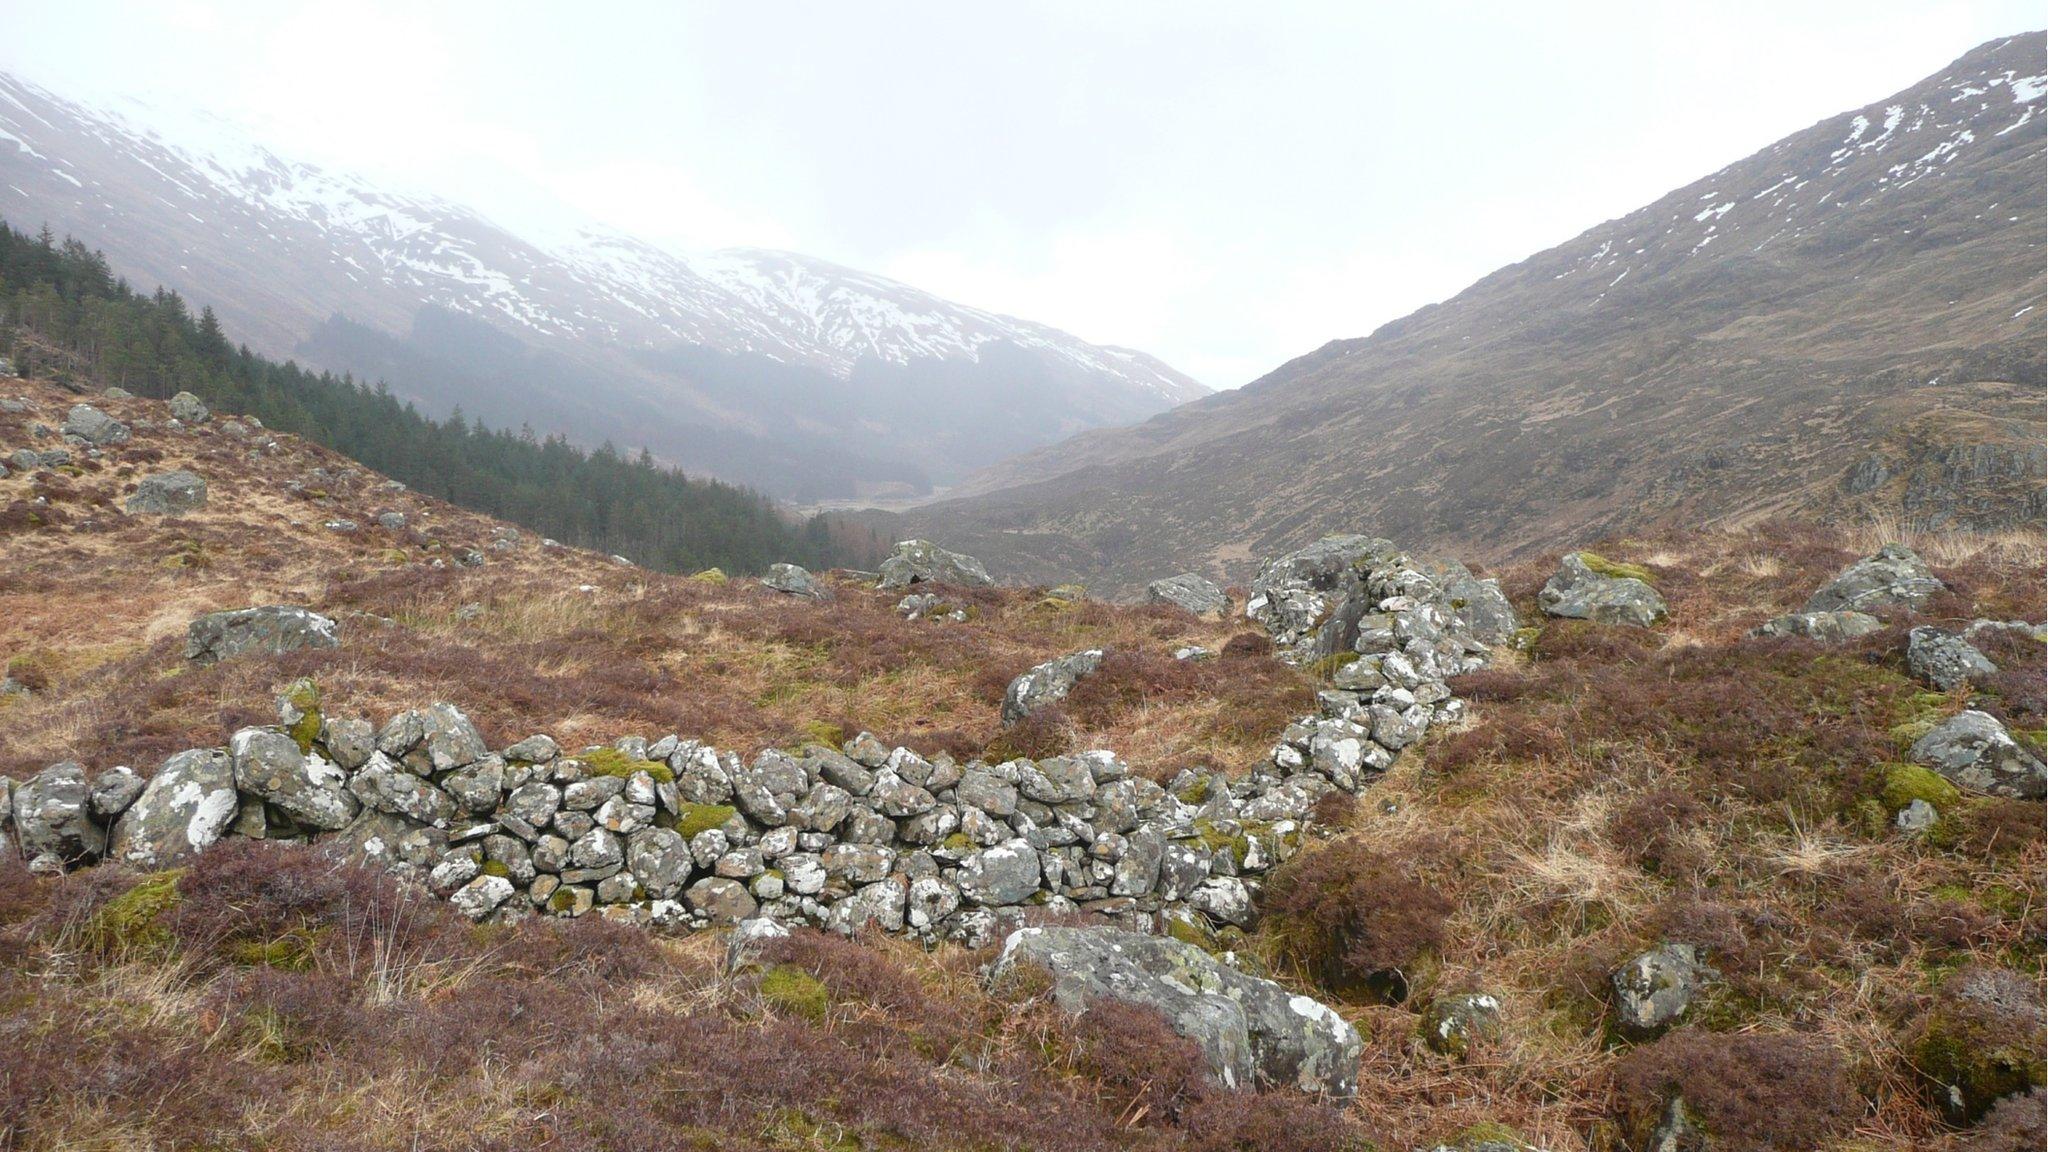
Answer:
[{"left": 0, "top": 73, "right": 1205, "bottom": 499}]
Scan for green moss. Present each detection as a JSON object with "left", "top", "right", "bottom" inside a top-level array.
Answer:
[
  {"left": 1575, "top": 551, "right": 1655, "bottom": 583},
  {"left": 1914, "top": 1007, "right": 2047, "bottom": 1121},
  {"left": 692, "top": 567, "right": 729, "bottom": 584},
  {"left": 1186, "top": 819, "right": 1252, "bottom": 866},
  {"left": 578, "top": 746, "right": 674, "bottom": 785},
  {"left": 1174, "top": 775, "right": 1212, "bottom": 805},
  {"left": 1510, "top": 626, "right": 1541, "bottom": 652},
  {"left": 675, "top": 803, "right": 737, "bottom": 839},
  {"left": 230, "top": 931, "right": 319, "bottom": 970},
  {"left": 759, "top": 965, "right": 829, "bottom": 1023},
  {"left": 85, "top": 870, "right": 183, "bottom": 957},
  {"left": 1880, "top": 762, "right": 1962, "bottom": 813},
  {"left": 479, "top": 860, "right": 512, "bottom": 879},
  {"left": 1163, "top": 909, "right": 1219, "bottom": 952},
  {"left": 798, "top": 720, "right": 845, "bottom": 750},
  {"left": 548, "top": 888, "right": 578, "bottom": 913},
  {"left": 940, "top": 832, "right": 975, "bottom": 853}
]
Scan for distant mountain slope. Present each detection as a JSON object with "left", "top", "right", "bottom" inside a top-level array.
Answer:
[
  {"left": 0, "top": 75, "right": 1205, "bottom": 500},
  {"left": 897, "top": 33, "right": 2046, "bottom": 592}
]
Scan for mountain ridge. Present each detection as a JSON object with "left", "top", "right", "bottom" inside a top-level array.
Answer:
[
  {"left": 0, "top": 72, "right": 1205, "bottom": 500},
  {"left": 892, "top": 33, "right": 2047, "bottom": 592}
]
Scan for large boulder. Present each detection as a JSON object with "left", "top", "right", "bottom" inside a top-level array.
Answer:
[
  {"left": 186, "top": 606, "right": 340, "bottom": 665},
  {"left": 1802, "top": 543, "right": 1944, "bottom": 614},
  {"left": 107, "top": 749, "right": 240, "bottom": 868},
  {"left": 14, "top": 762, "right": 104, "bottom": 867},
  {"left": 125, "top": 470, "right": 208, "bottom": 515},
  {"left": 1001, "top": 649, "right": 1104, "bottom": 725},
  {"left": 1147, "top": 573, "right": 1229, "bottom": 616},
  {"left": 761, "top": 563, "right": 830, "bottom": 600},
  {"left": 62, "top": 403, "right": 129, "bottom": 445},
  {"left": 1910, "top": 711, "right": 2045, "bottom": 800},
  {"left": 876, "top": 539, "right": 992, "bottom": 590},
  {"left": 990, "top": 926, "right": 1363, "bottom": 1098},
  {"left": 1538, "top": 553, "right": 1666, "bottom": 627},
  {"left": 1906, "top": 627, "right": 1997, "bottom": 691},
  {"left": 168, "top": 391, "right": 210, "bottom": 423}
]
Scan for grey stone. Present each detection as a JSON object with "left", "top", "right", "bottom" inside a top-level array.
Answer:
[
  {"left": 450, "top": 875, "right": 514, "bottom": 920},
  {"left": 724, "top": 916, "right": 790, "bottom": 972},
  {"left": 107, "top": 749, "right": 239, "bottom": 868},
  {"left": 1751, "top": 610, "right": 1884, "bottom": 643},
  {"left": 957, "top": 839, "right": 1042, "bottom": 905},
  {"left": 685, "top": 877, "right": 757, "bottom": 924},
  {"left": 876, "top": 539, "right": 992, "bottom": 589},
  {"left": 1802, "top": 543, "right": 1945, "bottom": 614},
  {"left": 1612, "top": 943, "right": 1709, "bottom": 1039},
  {"left": 185, "top": 606, "right": 340, "bottom": 665},
  {"left": 1147, "top": 573, "right": 1229, "bottom": 616},
  {"left": 1906, "top": 627, "right": 1997, "bottom": 691},
  {"left": 62, "top": 404, "right": 129, "bottom": 445},
  {"left": 1895, "top": 798, "right": 1939, "bottom": 834},
  {"left": 230, "top": 727, "right": 358, "bottom": 830},
  {"left": 504, "top": 735, "right": 561, "bottom": 763},
  {"left": 1001, "top": 649, "right": 1104, "bottom": 725},
  {"left": 125, "top": 470, "right": 207, "bottom": 515},
  {"left": 88, "top": 767, "right": 146, "bottom": 820},
  {"left": 627, "top": 828, "right": 692, "bottom": 898},
  {"left": 761, "top": 563, "right": 830, "bottom": 599},
  {"left": 14, "top": 762, "right": 103, "bottom": 866},
  {"left": 1538, "top": 554, "right": 1666, "bottom": 627},
  {"left": 169, "top": 392, "right": 210, "bottom": 423},
  {"left": 1423, "top": 992, "right": 1504, "bottom": 1057},
  {"left": 990, "top": 926, "right": 1363, "bottom": 1098},
  {"left": 1911, "top": 711, "right": 2045, "bottom": 800},
  {"left": 346, "top": 752, "right": 458, "bottom": 824},
  {"left": 324, "top": 717, "right": 376, "bottom": 770}
]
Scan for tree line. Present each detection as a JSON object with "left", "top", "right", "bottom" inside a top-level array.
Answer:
[{"left": 0, "top": 220, "right": 887, "bottom": 574}]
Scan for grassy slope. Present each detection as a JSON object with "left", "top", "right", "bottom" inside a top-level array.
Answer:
[{"left": 1, "top": 377, "right": 2043, "bottom": 1150}]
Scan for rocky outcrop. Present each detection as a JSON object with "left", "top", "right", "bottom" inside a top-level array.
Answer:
[
  {"left": 1146, "top": 573, "right": 1229, "bottom": 616},
  {"left": 1538, "top": 553, "right": 1666, "bottom": 627},
  {"left": 185, "top": 606, "right": 340, "bottom": 665},
  {"left": 125, "top": 470, "right": 208, "bottom": 515},
  {"left": 1910, "top": 711, "right": 2045, "bottom": 800},
  {"left": 990, "top": 925, "right": 1363, "bottom": 1098},
  {"left": 1802, "top": 543, "right": 1944, "bottom": 614},
  {"left": 876, "top": 540, "right": 992, "bottom": 590},
  {"left": 1001, "top": 649, "right": 1104, "bottom": 725}
]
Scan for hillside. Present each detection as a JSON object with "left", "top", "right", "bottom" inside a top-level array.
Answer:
[
  {"left": 1, "top": 371, "right": 2043, "bottom": 1149},
  {"left": 0, "top": 74, "right": 1207, "bottom": 501},
  {"left": 892, "top": 34, "right": 2047, "bottom": 594}
]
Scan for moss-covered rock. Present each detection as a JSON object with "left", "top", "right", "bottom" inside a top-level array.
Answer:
[
  {"left": 579, "top": 746, "right": 674, "bottom": 785},
  {"left": 85, "top": 869, "right": 183, "bottom": 957},
  {"left": 1880, "top": 762, "right": 1963, "bottom": 813},
  {"left": 1576, "top": 551, "right": 1656, "bottom": 584}
]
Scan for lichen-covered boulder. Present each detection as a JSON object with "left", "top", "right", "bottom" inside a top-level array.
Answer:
[
  {"left": 990, "top": 926, "right": 1363, "bottom": 1098},
  {"left": 876, "top": 539, "right": 992, "bottom": 589},
  {"left": 169, "top": 391, "right": 210, "bottom": 423},
  {"left": 1147, "top": 573, "right": 1229, "bottom": 616},
  {"left": 107, "top": 749, "right": 239, "bottom": 868},
  {"left": 15, "top": 762, "right": 104, "bottom": 867},
  {"left": 1911, "top": 711, "right": 2045, "bottom": 800},
  {"left": 1246, "top": 535, "right": 1399, "bottom": 663},
  {"left": 1802, "top": 543, "right": 1944, "bottom": 614},
  {"left": 185, "top": 606, "right": 340, "bottom": 665},
  {"left": 1906, "top": 627, "right": 1998, "bottom": 691},
  {"left": 125, "top": 470, "right": 208, "bottom": 515},
  {"left": 1751, "top": 609, "right": 1883, "bottom": 643},
  {"left": 1001, "top": 649, "right": 1104, "bottom": 725},
  {"left": 1612, "top": 942, "right": 1709, "bottom": 1039},
  {"left": 761, "top": 562, "right": 830, "bottom": 599},
  {"left": 62, "top": 403, "right": 129, "bottom": 445},
  {"left": 1538, "top": 553, "right": 1666, "bottom": 627},
  {"left": 230, "top": 727, "right": 358, "bottom": 830}
]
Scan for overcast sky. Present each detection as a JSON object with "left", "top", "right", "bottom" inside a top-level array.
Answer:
[{"left": 2, "top": 2, "right": 2039, "bottom": 387}]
